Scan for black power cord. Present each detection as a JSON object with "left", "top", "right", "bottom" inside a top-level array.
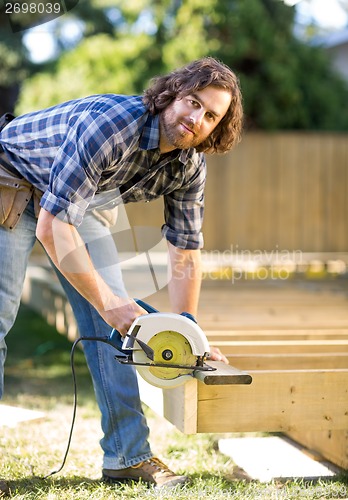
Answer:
[
  {"left": 41, "top": 300, "right": 163, "bottom": 479},
  {"left": 41, "top": 306, "right": 204, "bottom": 480},
  {"left": 42, "top": 336, "right": 113, "bottom": 479}
]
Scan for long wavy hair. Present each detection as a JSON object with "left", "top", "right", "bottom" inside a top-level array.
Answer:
[{"left": 143, "top": 57, "right": 243, "bottom": 154}]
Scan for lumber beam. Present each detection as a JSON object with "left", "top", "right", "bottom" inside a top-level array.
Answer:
[
  {"left": 211, "top": 339, "right": 348, "bottom": 355},
  {"left": 194, "top": 361, "right": 252, "bottom": 385},
  {"left": 227, "top": 353, "right": 348, "bottom": 371},
  {"left": 195, "top": 370, "right": 348, "bottom": 433},
  {"left": 163, "top": 379, "right": 198, "bottom": 434},
  {"left": 286, "top": 429, "right": 348, "bottom": 470},
  {"left": 206, "top": 329, "right": 348, "bottom": 341}
]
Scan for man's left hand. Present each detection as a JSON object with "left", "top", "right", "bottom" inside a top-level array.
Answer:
[{"left": 208, "top": 346, "right": 229, "bottom": 364}]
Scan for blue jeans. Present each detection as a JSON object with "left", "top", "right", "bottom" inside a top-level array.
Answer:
[{"left": 0, "top": 200, "right": 152, "bottom": 469}]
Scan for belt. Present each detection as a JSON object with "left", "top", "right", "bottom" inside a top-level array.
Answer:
[
  {"left": 0, "top": 112, "right": 16, "bottom": 169},
  {"left": 0, "top": 151, "right": 22, "bottom": 178}
]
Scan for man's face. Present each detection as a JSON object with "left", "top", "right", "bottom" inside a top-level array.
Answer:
[{"left": 159, "top": 85, "right": 232, "bottom": 153}]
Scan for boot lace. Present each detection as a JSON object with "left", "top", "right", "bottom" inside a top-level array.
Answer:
[{"left": 132, "top": 457, "right": 171, "bottom": 473}]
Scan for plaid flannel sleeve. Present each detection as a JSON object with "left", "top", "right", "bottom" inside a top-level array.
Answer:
[
  {"left": 162, "top": 154, "right": 206, "bottom": 250},
  {"left": 40, "top": 110, "right": 117, "bottom": 226}
]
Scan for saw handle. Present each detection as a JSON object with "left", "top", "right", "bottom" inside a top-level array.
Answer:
[
  {"left": 107, "top": 299, "right": 158, "bottom": 347},
  {"left": 136, "top": 298, "right": 198, "bottom": 325},
  {"left": 180, "top": 311, "right": 197, "bottom": 323},
  {"left": 135, "top": 299, "right": 197, "bottom": 324},
  {"left": 134, "top": 298, "right": 159, "bottom": 314},
  {"left": 108, "top": 299, "right": 197, "bottom": 348}
]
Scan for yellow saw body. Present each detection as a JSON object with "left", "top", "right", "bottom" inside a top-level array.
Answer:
[{"left": 117, "top": 311, "right": 214, "bottom": 389}]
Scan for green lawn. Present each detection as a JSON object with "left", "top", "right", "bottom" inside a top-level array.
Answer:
[{"left": 1, "top": 305, "right": 347, "bottom": 499}]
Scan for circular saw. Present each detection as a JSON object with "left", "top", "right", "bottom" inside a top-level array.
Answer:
[{"left": 113, "top": 300, "right": 216, "bottom": 389}]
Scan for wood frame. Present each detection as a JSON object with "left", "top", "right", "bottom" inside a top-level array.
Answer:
[
  {"left": 22, "top": 266, "right": 348, "bottom": 469},
  {"left": 141, "top": 279, "right": 348, "bottom": 470},
  {"left": 138, "top": 367, "right": 347, "bottom": 434}
]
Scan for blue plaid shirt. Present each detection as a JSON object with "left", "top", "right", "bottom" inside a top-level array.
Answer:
[{"left": 0, "top": 94, "right": 206, "bottom": 249}]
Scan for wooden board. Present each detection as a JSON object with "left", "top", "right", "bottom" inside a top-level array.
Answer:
[
  {"left": 162, "top": 370, "right": 348, "bottom": 435},
  {"left": 206, "top": 329, "right": 348, "bottom": 341},
  {"left": 194, "top": 360, "right": 252, "bottom": 385},
  {"left": 287, "top": 429, "right": 348, "bottom": 470},
  {"left": 209, "top": 339, "right": 348, "bottom": 355},
  {"left": 227, "top": 353, "right": 348, "bottom": 371}
]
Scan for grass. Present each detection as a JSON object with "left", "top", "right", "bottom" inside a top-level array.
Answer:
[{"left": 1, "top": 305, "right": 348, "bottom": 499}]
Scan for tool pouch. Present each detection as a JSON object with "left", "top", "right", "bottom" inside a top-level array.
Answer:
[
  {"left": 0, "top": 163, "right": 35, "bottom": 230},
  {"left": 0, "top": 113, "right": 42, "bottom": 229}
]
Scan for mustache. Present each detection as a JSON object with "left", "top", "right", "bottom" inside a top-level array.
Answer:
[{"left": 181, "top": 120, "right": 198, "bottom": 134}]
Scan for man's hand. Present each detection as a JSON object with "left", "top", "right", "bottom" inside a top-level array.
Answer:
[
  {"left": 100, "top": 299, "right": 147, "bottom": 337},
  {"left": 208, "top": 346, "right": 229, "bottom": 364},
  {"left": 36, "top": 209, "right": 148, "bottom": 335}
]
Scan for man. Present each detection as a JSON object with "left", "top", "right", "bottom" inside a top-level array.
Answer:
[{"left": 0, "top": 57, "right": 243, "bottom": 489}]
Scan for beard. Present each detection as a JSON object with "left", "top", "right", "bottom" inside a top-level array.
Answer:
[{"left": 160, "top": 107, "right": 207, "bottom": 150}]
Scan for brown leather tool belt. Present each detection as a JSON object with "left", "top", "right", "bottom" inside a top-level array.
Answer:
[
  {"left": 0, "top": 155, "right": 42, "bottom": 230},
  {"left": 0, "top": 113, "right": 42, "bottom": 229}
]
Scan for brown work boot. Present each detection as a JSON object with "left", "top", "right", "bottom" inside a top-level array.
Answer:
[
  {"left": 102, "top": 457, "right": 188, "bottom": 488},
  {"left": 0, "top": 480, "right": 9, "bottom": 497}
]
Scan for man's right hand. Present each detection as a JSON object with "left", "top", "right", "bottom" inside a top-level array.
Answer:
[
  {"left": 100, "top": 298, "right": 148, "bottom": 337},
  {"left": 36, "top": 209, "right": 148, "bottom": 336}
]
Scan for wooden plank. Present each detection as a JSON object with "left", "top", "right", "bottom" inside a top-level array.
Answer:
[
  {"left": 287, "top": 429, "right": 348, "bottom": 470},
  {"left": 301, "top": 135, "right": 323, "bottom": 250},
  {"left": 202, "top": 320, "right": 348, "bottom": 330},
  {"left": 227, "top": 353, "right": 348, "bottom": 371},
  {"left": 324, "top": 137, "right": 348, "bottom": 251},
  {"left": 206, "top": 329, "right": 348, "bottom": 341},
  {"left": 149, "top": 278, "right": 348, "bottom": 332},
  {"left": 193, "top": 361, "right": 252, "bottom": 385},
  {"left": 162, "top": 378, "right": 198, "bottom": 434},
  {"left": 202, "top": 133, "right": 348, "bottom": 252},
  {"left": 211, "top": 339, "right": 348, "bottom": 355},
  {"left": 196, "top": 370, "right": 348, "bottom": 433},
  {"left": 198, "top": 310, "right": 348, "bottom": 330}
]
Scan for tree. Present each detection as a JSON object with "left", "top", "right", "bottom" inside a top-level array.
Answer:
[
  {"left": 16, "top": 33, "right": 153, "bottom": 113},
  {"left": 9, "top": 0, "right": 348, "bottom": 130},
  {"left": 0, "top": 5, "right": 28, "bottom": 115},
  {"left": 0, "top": 0, "right": 116, "bottom": 114},
  {"left": 205, "top": 0, "right": 348, "bottom": 129}
]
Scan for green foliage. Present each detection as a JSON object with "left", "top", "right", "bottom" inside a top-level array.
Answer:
[
  {"left": 0, "top": 32, "right": 27, "bottom": 86},
  {"left": 0, "top": 0, "right": 110, "bottom": 113},
  {"left": 203, "top": 0, "right": 348, "bottom": 130},
  {"left": 16, "top": 33, "right": 153, "bottom": 113},
  {"left": 161, "top": 0, "right": 220, "bottom": 68},
  {"left": 0, "top": 5, "right": 29, "bottom": 113},
  {"left": 10, "top": 0, "right": 348, "bottom": 129}
]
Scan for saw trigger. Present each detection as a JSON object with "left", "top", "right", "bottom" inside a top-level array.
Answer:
[{"left": 125, "top": 331, "right": 154, "bottom": 361}]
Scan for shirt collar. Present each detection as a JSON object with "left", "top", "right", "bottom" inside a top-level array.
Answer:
[
  {"left": 139, "top": 112, "right": 160, "bottom": 151},
  {"left": 139, "top": 112, "right": 196, "bottom": 165}
]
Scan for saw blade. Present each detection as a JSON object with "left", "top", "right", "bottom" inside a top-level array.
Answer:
[{"left": 133, "top": 330, "right": 197, "bottom": 387}]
